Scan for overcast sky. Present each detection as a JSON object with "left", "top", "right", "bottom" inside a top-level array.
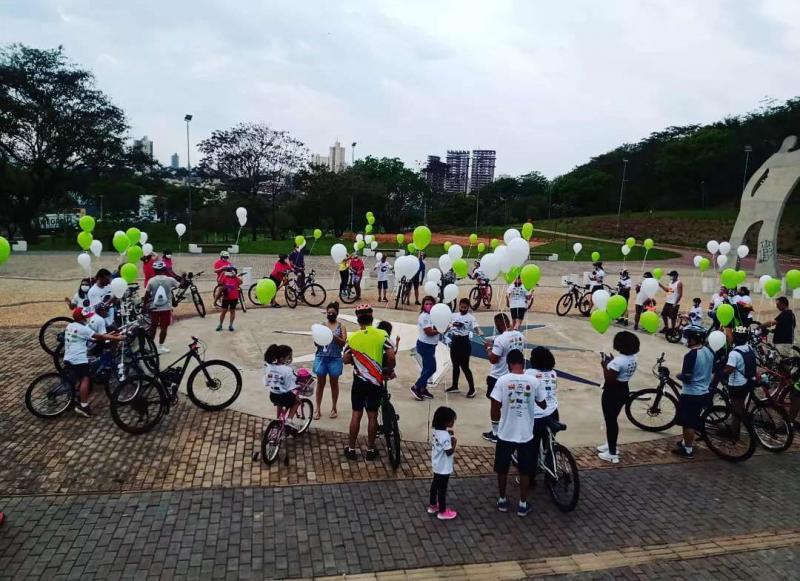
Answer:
[{"left": 2, "top": 0, "right": 799, "bottom": 177}]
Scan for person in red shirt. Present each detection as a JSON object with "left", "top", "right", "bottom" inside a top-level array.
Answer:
[
  {"left": 268, "top": 254, "right": 293, "bottom": 308},
  {"left": 216, "top": 267, "right": 242, "bottom": 331},
  {"left": 141, "top": 253, "right": 159, "bottom": 286},
  {"left": 213, "top": 250, "right": 233, "bottom": 303},
  {"left": 349, "top": 255, "right": 365, "bottom": 299}
]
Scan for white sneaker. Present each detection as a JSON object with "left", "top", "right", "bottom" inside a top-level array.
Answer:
[
  {"left": 598, "top": 451, "right": 620, "bottom": 464},
  {"left": 158, "top": 346, "right": 170, "bottom": 354},
  {"left": 596, "top": 443, "right": 622, "bottom": 455}
]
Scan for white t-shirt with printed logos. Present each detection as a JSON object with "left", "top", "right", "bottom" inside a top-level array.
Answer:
[
  {"left": 507, "top": 285, "right": 529, "bottom": 309},
  {"left": 431, "top": 429, "right": 454, "bottom": 475},
  {"left": 489, "top": 330, "right": 526, "bottom": 378},
  {"left": 449, "top": 312, "right": 478, "bottom": 337},
  {"left": 63, "top": 322, "right": 96, "bottom": 365},
  {"left": 608, "top": 354, "right": 638, "bottom": 382},
  {"left": 526, "top": 369, "right": 558, "bottom": 418},
  {"left": 689, "top": 306, "right": 703, "bottom": 326},
  {"left": 374, "top": 261, "right": 392, "bottom": 282},
  {"left": 491, "top": 373, "right": 546, "bottom": 443},
  {"left": 87, "top": 313, "right": 107, "bottom": 335},
  {"left": 263, "top": 363, "right": 296, "bottom": 394},
  {"left": 417, "top": 312, "right": 440, "bottom": 344},
  {"left": 87, "top": 283, "right": 112, "bottom": 307}
]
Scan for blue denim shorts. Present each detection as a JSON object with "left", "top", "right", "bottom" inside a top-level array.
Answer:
[{"left": 313, "top": 356, "right": 343, "bottom": 378}]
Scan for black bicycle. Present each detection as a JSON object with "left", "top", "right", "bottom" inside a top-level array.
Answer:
[
  {"left": 555, "top": 280, "right": 592, "bottom": 317},
  {"left": 393, "top": 276, "right": 413, "bottom": 310},
  {"left": 625, "top": 353, "right": 681, "bottom": 432},
  {"left": 339, "top": 270, "right": 360, "bottom": 305},
  {"left": 39, "top": 316, "right": 73, "bottom": 356},
  {"left": 376, "top": 379, "right": 401, "bottom": 470},
  {"left": 213, "top": 283, "right": 247, "bottom": 312},
  {"left": 171, "top": 271, "right": 206, "bottom": 317},
  {"left": 109, "top": 336, "right": 242, "bottom": 434}
]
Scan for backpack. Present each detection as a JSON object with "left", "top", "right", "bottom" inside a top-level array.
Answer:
[
  {"left": 152, "top": 284, "right": 170, "bottom": 309},
  {"left": 736, "top": 347, "right": 757, "bottom": 388}
]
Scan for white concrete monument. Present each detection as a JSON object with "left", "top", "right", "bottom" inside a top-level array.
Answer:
[{"left": 729, "top": 135, "right": 800, "bottom": 277}]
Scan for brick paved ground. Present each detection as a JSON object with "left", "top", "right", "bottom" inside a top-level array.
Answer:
[{"left": 1, "top": 454, "right": 798, "bottom": 579}]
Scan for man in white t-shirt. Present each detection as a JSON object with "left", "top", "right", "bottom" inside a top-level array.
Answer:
[
  {"left": 731, "top": 287, "right": 753, "bottom": 325},
  {"left": 373, "top": 255, "right": 393, "bottom": 303},
  {"left": 482, "top": 313, "right": 525, "bottom": 443},
  {"left": 491, "top": 349, "right": 546, "bottom": 517},
  {"left": 87, "top": 268, "right": 115, "bottom": 324},
  {"left": 144, "top": 261, "right": 180, "bottom": 353},
  {"left": 506, "top": 277, "right": 532, "bottom": 330},
  {"left": 633, "top": 272, "right": 653, "bottom": 331},
  {"left": 659, "top": 270, "right": 683, "bottom": 333}
]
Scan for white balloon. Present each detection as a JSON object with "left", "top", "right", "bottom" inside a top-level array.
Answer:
[
  {"left": 707, "top": 330, "right": 727, "bottom": 352},
  {"left": 718, "top": 241, "right": 731, "bottom": 255},
  {"left": 447, "top": 244, "right": 463, "bottom": 261},
  {"left": 641, "top": 278, "right": 660, "bottom": 299},
  {"left": 375, "top": 252, "right": 383, "bottom": 262},
  {"left": 439, "top": 254, "right": 453, "bottom": 272},
  {"left": 592, "top": 289, "right": 611, "bottom": 311},
  {"left": 114, "top": 230, "right": 126, "bottom": 239},
  {"left": 356, "top": 234, "right": 364, "bottom": 242},
  {"left": 573, "top": 242, "right": 583, "bottom": 255},
  {"left": 507, "top": 238, "right": 529, "bottom": 266},
  {"left": 238, "top": 215, "right": 247, "bottom": 227},
  {"left": 503, "top": 228, "right": 521, "bottom": 245},
  {"left": 480, "top": 253, "right": 500, "bottom": 280},
  {"left": 429, "top": 303, "right": 452, "bottom": 332},
  {"left": 142, "top": 243, "right": 154, "bottom": 256},
  {"left": 311, "top": 323, "right": 334, "bottom": 347},
  {"left": 236, "top": 207, "right": 247, "bottom": 221},
  {"left": 89, "top": 239, "right": 103, "bottom": 257},
  {"left": 427, "top": 268, "right": 442, "bottom": 283},
  {"left": 737, "top": 245, "right": 749, "bottom": 259},
  {"left": 175, "top": 223, "right": 186, "bottom": 237},
  {"left": 331, "top": 243, "right": 348, "bottom": 264},
  {"left": 424, "top": 280, "right": 440, "bottom": 297},
  {"left": 365, "top": 235, "right": 374, "bottom": 245},
  {"left": 706, "top": 240, "right": 719, "bottom": 254},
  {"left": 443, "top": 283, "right": 459, "bottom": 303},
  {"left": 494, "top": 246, "right": 512, "bottom": 272},
  {"left": 77, "top": 253, "right": 91, "bottom": 271},
  {"left": 139, "top": 232, "right": 148, "bottom": 245},
  {"left": 620, "top": 245, "right": 631, "bottom": 256},
  {"left": 110, "top": 277, "right": 128, "bottom": 299},
  {"left": 716, "top": 255, "right": 728, "bottom": 268},
  {"left": 370, "top": 241, "right": 378, "bottom": 250},
  {"left": 395, "top": 255, "right": 418, "bottom": 279},
  {"left": 758, "top": 274, "right": 772, "bottom": 289},
  {"left": 693, "top": 255, "right": 702, "bottom": 267}
]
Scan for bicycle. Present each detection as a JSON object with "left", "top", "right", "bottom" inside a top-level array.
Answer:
[
  {"left": 625, "top": 352, "right": 681, "bottom": 432},
  {"left": 39, "top": 316, "right": 73, "bottom": 356},
  {"left": 468, "top": 279, "right": 493, "bottom": 310},
  {"left": 376, "top": 378, "right": 401, "bottom": 470},
  {"left": 393, "top": 276, "right": 413, "bottom": 310},
  {"left": 260, "top": 373, "right": 315, "bottom": 465},
  {"left": 109, "top": 336, "right": 242, "bottom": 434},
  {"left": 171, "top": 271, "right": 206, "bottom": 317},
  {"left": 213, "top": 283, "right": 247, "bottom": 312},
  {"left": 338, "top": 270, "right": 359, "bottom": 304},
  {"left": 286, "top": 269, "right": 327, "bottom": 308},
  {"left": 555, "top": 280, "right": 592, "bottom": 317},
  {"left": 665, "top": 314, "right": 691, "bottom": 344}
]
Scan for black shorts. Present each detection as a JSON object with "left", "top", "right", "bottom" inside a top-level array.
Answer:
[
  {"left": 676, "top": 393, "right": 710, "bottom": 430},
  {"left": 351, "top": 376, "right": 380, "bottom": 412},
  {"left": 727, "top": 385, "right": 752, "bottom": 400},
  {"left": 495, "top": 438, "right": 536, "bottom": 475},
  {"left": 486, "top": 375, "right": 498, "bottom": 399},
  {"left": 510, "top": 307, "right": 526, "bottom": 320},
  {"left": 270, "top": 391, "right": 297, "bottom": 408},
  {"left": 222, "top": 299, "right": 238, "bottom": 310},
  {"left": 378, "top": 281, "right": 388, "bottom": 290},
  {"left": 411, "top": 275, "right": 421, "bottom": 289},
  {"left": 64, "top": 362, "right": 91, "bottom": 381},
  {"left": 662, "top": 303, "right": 679, "bottom": 319}
]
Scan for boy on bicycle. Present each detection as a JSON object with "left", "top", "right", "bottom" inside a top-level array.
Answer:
[{"left": 264, "top": 344, "right": 302, "bottom": 432}]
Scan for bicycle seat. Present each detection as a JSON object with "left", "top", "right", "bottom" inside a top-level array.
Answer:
[{"left": 547, "top": 419, "right": 567, "bottom": 433}]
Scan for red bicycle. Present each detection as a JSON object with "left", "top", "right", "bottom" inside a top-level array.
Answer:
[
  {"left": 468, "top": 280, "right": 493, "bottom": 310},
  {"left": 260, "top": 372, "right": 315, "bottom": 465}
]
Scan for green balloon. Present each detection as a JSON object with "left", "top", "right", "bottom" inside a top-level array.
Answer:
[
  {"left": 716, "top": 303, "right": 735, "bottom": 326},
  {"left": 736, "top": 270, "right": 747, "bottom": 284},
  {"left": 365, "top": 224, "right": 373, "bottom": 234},
  {"left": 643, "top": 238, "right": 654, "bottom": 250},
  {"left": 477, "top": 242, "right": 486, "bottom": 253},
  {"left": 640, "top": 311, "right": 659, "bottom": 333},
  {"left": 356, "top": 240, "right": 365, "bottom": 250},
  {"left": 295, "top": 235, "right": 305, "bottom": 247},
  {"left": 591, "top": 251, "right": 600, "bottom": 262},
  {"left": 79, "top": 215, "right": 95, "bottom": 233},
  {"left": 412, "top": 225, "right": 432, "bottom": 250},
  {"left": 113, "top": 232, "right": 130, "bottom": 253},
  {"left": 590, "top": 310, "right": 611, "bottom": 334},
  {"left": 653, "top": 267, "right": 663, "bottom": 279},
  {"left": 443, "top": 241, "right": 452, "bottom": 251},
  {"left": 453, "top": 258, "right": 468, "bottom": 278},
  {"left": 786, "top": 269, "right": 800, "bottom": 290},
  {"left": 505, "top": 266, "right": 521, "bottom": 284},
  {"left": 699, "top": 257, "right": 710, "bottom": 272},
  {"left": 367, "top": 215, "right": 375, "bottom": 225},
  {"left": 77, "top": 231, "right": 93, "bottom": 250},
  {"left": 126, "top": 227, "right": 141, "bottom": 246},
  {"left": 606, "top": 294, "right": 628, "bottom": 319},
  {"left": 0, "top": 236, "right": 10, "bottom": 265},
  {"left": 625, "top": 237, "right": 635, "bottom": 248},
  {"left": 490, "top": 238, "right": 499, "bottom": 249},
  {"left": 120, "top": 263, "right": 138, "bottom": 284},
  {"left": 255, "top": 278, "right": 277, "bottom": 304},
  {"left": 521, "top": 222, "right": 534, "bottom": 241},
  {"left": 126, "top": 245, "right": 143, "bottom": 264},
  {"left": 520, "top": 264, "right": 541, "bottom": 290},
  {"left": 469, "top": 233, "right": 478, "bottom": 245},
  {"left": 407, "top": 242, "right": 416, "bottom": 254},
  {"left": 366, "top": 211, "right": 374, "bottom": 220},
  {"left": 313, "top": 228, "right": 322, "bottom": 240},
  {"left": 396, "top": 233, "right": 405, "bottom": 245},
  {"left": 764, "top": 278, "right": 782, "bottom": 298},
  {"left": 720, "top": 268, "right": 738, "bottom": 289}
]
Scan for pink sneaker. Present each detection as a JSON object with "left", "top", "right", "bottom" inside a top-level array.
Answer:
[
  {"left": 437, "top": 509, "right": 458, "bottom": 521},
  {"left": 426, "top": 505, "right": 438, "bottom": 515}
]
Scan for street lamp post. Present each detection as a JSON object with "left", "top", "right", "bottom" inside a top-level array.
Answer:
[
  {"left": 742, "top": 145, "right": 752, "bottom": 193},
  {"left": 99, "top": 195, "right": 104, "bottom": 221},
  {"left": 350, "top": 141, "right": 357, "bottom": 232},
  {"left": 184, "top": 114, "right": 193, "bottom": 241},
  {"left": 616, "top": 158, "right": 629, "bottom": 227},
  {"left": 701, "top": 180, "right": 706, "bottom": 209}
]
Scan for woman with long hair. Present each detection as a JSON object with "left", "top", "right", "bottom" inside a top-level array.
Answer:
[{"left": 411, "top": 295, "right": 439, "bottom": 401}]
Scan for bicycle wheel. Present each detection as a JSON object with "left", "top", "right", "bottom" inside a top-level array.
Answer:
[
  {"left": 191, "top": 286, "right": 206, "bottom": 317},
  {"left": 339, "top": 285, "right": 357, "bottom": 304},
  {"left": 294, "top": 398, "right": 314, "bottom": 434},
  {"left": 468, "top": 287, "right": 481, "bottom": 310},
  {"left": 248, "top": 283, "right": 261, "bottom": 306},
  {"left": 52, "top": 341, "right": 66, "bottom": 374},
  {"left": 665, "top": 327, "right": 682, "bottom": 344},
  {"left": 302, "top": 283, "right": 327, "bottom": 308},
  {"left": 131, "top": 332, "right": 160, "bottom": 374},
  {"left": 577, "top": 294, "right": 592, "bottom": 316},
  {"left": 285, "top": 285, "right": 298, "bottom": 309},
  {"left": 186, "top": 359, "right": 242, "bottom": 411},
  {"left": 110, "top": 375, "right": 167, "bottom": 434},
  {"left": 482, "top": 284, "right": 493, "bottom": 308},
  {"left": 382, "top": 401, "right": 402, "bottom": 470},
  {"left": 261, "top": 420, "right": 284, "bottom": 465},
  {"left": 625, "top": 388, "right": 678, "bottom": 432},
  {"left": 545, "top": 443, "right": 580, "bottom": 513},
  {"left": 25, "top": 372, "right": 75, "bottom": 418},
  {"left": 394, "top": 285, "right": 403, "bottom": 309},
  {"left": 555, "top": 293, "right": 573, "bottom": 317},
  {"left": 700, "top": 407, "right": 756, "bottom": 462},
  {"left": 213, "top": 285, "right": 223, "bottom": 308},
  {"left": 239, "top": 293, "right": 247, "bottom": 313},
  {"left": 749, "top": 400, "right": 793, "bottom": 452},
  {"left": 38, "top": 316, "right": 72, "bottom": 356}
]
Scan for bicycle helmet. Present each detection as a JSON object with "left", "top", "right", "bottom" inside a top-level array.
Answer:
[
  {"left": 682, "top": 325, "right": 705, "bottom": 343},
  {"left": 152, "top": 260, "right": 166, "bottom": 271},
  {"left": 732, "top": 325, "right": 749, "bottom": 345},
  {"left": 355, "top": 304, "right": 373, "bottom": 316},
  {"left": 220, "top": 250, "right": 230, "bottom": 259}
]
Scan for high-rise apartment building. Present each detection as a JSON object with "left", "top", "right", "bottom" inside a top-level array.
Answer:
[
  {"left": 328, "top": 140, "right": 347, "bottom": 173},
  {"left": 423, "top": 155, "right": 447, "bottom": 194},
  {"left": 311, "top": 154, "right": 330, "bottom": 167},
  {"left": 469, "top": 150, "right": 496, "bottom": 192},
  {"left": 133, "top": 136, "right": 153, "bottom": 158},
  {"left": 170, "top": 153, "right": 179, "bottom": 169},
  {"left": 444, "top": 150, "right": 470, "bottom": 194}
]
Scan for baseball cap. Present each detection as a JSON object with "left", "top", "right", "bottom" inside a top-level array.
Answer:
[{"left": 72, "top": 307, "right": 88, "bottom": 320}]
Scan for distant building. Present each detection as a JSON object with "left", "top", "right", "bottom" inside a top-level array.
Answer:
[
  {"left": 445, "top": 150, "right": 470, "bottom": 194},
  {"left": 328, "top": 140, "right": 347, "bottom": 173},
  {"left": 311, "top": 154, "right": 330, "bottom": 167},
  {"left": 133, "top": 136, "right": 153, "bottom": 158},
  {"left": 138, "top": 195, "right": 157, "bottom": 222},
  {"left": 423, "top": 155, "right": 447, "bottom": 194},
  {"left": 469, "top": 150, "right": 496, "bottom": 192},
  {"left": 170, "top": 153, "right": 179, "bottom": 169}
]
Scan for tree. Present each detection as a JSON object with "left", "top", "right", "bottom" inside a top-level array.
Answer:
[
  {"left": 0, "top": 44, "right": 129, "bottom": 237},
  {"left": 197, "top": 122, "right": 308, "bottom": 239}
]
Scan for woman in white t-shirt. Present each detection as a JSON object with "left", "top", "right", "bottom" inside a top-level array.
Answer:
[
  {"left": 597, "top": 331, "right": 640, "bottom": 464},
  {"left": 428, "top": 406, "right": 458, "bottom": 520},
  {"left": 411, "top": 296, "right": 440, "bottom": 401},
  {"left": 447, "top": 298, "right": 483, "bottom": 398},
  {"left": 506, "top": 276, "right": 532, "bottom": 330}
]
